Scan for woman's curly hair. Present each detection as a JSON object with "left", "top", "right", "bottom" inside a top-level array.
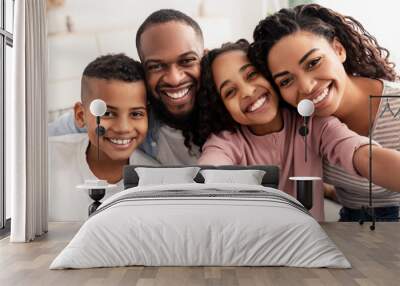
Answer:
[
  {"left": 248, "top": 4, "right": 398, "bottom": 81},
  {"left": 188, "top": 40, "right": 251, "bottom": 149}
]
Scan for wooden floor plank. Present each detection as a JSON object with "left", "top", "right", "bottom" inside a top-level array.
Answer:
[{"left": 1, "top": 222, "right": 400, "bottom": 286}]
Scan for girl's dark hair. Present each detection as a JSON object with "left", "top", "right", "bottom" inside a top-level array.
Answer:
[
  {"left": 249, "top": 4, "right": 398, "bottom": 81},
  {"left": 189, "top": 39, "right": 250, "bottom": 148}
]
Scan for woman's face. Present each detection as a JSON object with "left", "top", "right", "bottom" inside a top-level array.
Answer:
[
  {"left": 268, "top": 31, "right": 348, "bottom": 117},
  {"left": 212, "top": 50, "right": 280, "bottom": 132}
]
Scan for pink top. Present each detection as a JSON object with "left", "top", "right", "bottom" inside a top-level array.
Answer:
[{"left": 198, "top": 109, "right": 370, "bottom": 221}]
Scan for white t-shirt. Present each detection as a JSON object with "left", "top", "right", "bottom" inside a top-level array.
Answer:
[
  {"left": 48, "top": 133, "right": 159, "bottom": 222},
  {"left": 156, "top": 125, "right": 200, "bottom": 165}
]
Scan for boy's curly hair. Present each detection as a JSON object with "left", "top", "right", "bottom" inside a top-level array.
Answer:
[
  {"left": 249, "top": 4, "right": 398, "bottom": 81},
  {"left": 81, "top": 53, "right": 144, "bottom": 102}
]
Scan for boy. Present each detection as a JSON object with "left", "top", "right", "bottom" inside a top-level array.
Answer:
[{"left": 48, "top": 54, "right": 158, "bottom": 222}]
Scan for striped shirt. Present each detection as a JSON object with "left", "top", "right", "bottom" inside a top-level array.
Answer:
[{"left": 323, "top": 80, "right": 400, "bottom": 208}]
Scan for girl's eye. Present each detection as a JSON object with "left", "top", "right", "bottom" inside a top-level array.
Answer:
[
  {"left": 306, "top": 57, "right": 321, "bottom": 70},
  {"left": 247, "top": 70, "right": 259, "bottom": 80},
  {"left": 131, "top": 111, "right": 145, "bottom": 118},
  {"left": 224, "top": 88, "right": 236, "bottom": 99}
]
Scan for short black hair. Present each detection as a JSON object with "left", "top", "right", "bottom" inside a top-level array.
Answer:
[
  {"left": 135, "top": 9, "right": 203, "bottom": 60},
  {"left": 81, "top": 53, "right": 144, "bottom": 102}
]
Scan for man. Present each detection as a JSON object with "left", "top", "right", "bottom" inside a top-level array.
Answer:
[{"left": 49, "top": 9, "right": 205, "bottom": 165}]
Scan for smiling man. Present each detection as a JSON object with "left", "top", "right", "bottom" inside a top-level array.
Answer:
[
  {"left": 49, "top": 9, "right": 205, "bottom": 165},
  {"left": 135, "top": 10, "right": 204, "bottom": 164}
]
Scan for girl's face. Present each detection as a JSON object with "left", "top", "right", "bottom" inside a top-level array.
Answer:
[
  {"left": 268, "top": 31, "right": 347, "bottom": 117},
  {"left": 76, "top": 78, "right": 148, "bottom": 162},
  {"left": 212, "top": 50, "right": 280, "bottom": 133}
]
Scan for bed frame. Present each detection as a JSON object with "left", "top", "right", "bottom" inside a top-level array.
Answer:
[{"left": 123, "top": 165, "right": 280, "bottom": 189}]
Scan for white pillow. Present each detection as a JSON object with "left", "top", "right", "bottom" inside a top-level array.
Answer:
[
  {"left": 200, "top": 169, "right": 266, "bottom": 185},
  {"left": 135, "top": 167, "right": 200, "bottom": 186}
]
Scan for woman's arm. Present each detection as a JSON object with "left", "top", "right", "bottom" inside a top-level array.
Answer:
[{"left": 353, "top": 145, "right": 400, "bottom": 192}]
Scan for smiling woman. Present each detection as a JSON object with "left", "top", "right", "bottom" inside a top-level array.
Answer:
[{"left": 249, "top": 3, "right": 400, "bottom": 222}]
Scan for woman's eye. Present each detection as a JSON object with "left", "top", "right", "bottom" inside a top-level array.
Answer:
[
  {"left": 307, "top": 57, "right": 321, "bottom": 70},
  {"left": 278, "top": 78, "right": 292, "bottom": 88}
]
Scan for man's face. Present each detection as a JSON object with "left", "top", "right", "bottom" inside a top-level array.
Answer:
[{"left": 139, "top": 21, "right": 203, "bottom": 119}]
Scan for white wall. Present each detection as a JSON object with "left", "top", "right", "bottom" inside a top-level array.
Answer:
[
  {"left": 47, "top": 0, "right": 288, "bottom": 114},
  {"left": 317, "top": 0, "right": 400, "bottom": 73}
]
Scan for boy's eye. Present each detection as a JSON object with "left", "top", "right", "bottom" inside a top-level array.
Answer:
[
  {"left": 306, "top": 57, "right": 321, "bottom": 70},
  {"left": 102, "top": 111, "right": 116, "bottom": 118}
]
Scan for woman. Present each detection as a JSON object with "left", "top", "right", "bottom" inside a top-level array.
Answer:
[{"left": 249, "top": 3, "right": 400, "bottom": 221}]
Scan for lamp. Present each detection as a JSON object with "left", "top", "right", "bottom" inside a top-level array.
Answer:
[
  {"left": 89, "top": 99, "right": 107, "bottom": 160},
  {"left": 297, "top": 99, "right": 315, "bottom": 162}
]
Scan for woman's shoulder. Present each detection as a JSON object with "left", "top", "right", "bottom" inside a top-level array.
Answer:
[{"left": 382, "top": 80, "right": 400, "bottom": 95}]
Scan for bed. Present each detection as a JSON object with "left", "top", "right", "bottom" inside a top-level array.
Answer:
[{"left": 50, "top": 165, "right": 350, "bottom": 269}]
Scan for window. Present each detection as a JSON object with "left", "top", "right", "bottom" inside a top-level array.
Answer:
[{"left": 0, "top": 0, "right": 14, "bottom": 234}]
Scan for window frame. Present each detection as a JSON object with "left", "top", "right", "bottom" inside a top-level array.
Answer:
[{"left": 0, "top": 0, "right": 14, "bottom": 233}]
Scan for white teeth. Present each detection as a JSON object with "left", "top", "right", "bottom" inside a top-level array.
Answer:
[
  {"left": 248, "top": 96, "right": 266, "bottom": 112},
  {"left": 165, "top": 88, "right": 189, "bottom": 99},
  {"left": 109, "top": 138, "right": 132, "bottom": 145},
  {"left": 313, "top": 87, "right": 329, "bottom": 104}
]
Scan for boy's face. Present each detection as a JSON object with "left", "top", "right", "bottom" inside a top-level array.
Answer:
[{"left": 75, "top": 78, "right": 148, "bottom": 161}]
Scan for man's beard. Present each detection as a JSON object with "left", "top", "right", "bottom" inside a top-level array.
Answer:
[{"left": 148, "top": 93, "right": 196, "bottom": 131}]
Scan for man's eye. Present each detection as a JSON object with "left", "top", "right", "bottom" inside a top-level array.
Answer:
[
  {"left": 147, "top": 63, "right": 163, "bottom": 71},
  {"left": 180, "top": 58, "right": 197, "bottom": 66},
  {"left": 307, "top": 57, "right": 321, "bottom": 70}
]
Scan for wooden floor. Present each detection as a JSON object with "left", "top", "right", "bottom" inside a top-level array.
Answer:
[{"left": 1, "top": 222, "right": 399, "bottom": 286}]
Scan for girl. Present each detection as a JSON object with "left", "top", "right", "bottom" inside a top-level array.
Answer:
[
  {"left": 196, "top": 40, "right": 400, "bottom": 221},
  {"left": 249, "top": 3, "right": 400, "bottom": 221}
]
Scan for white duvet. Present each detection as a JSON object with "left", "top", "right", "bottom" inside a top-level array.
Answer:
[{"left": 50, "top": 183, "right": 350, "bottom": 269}]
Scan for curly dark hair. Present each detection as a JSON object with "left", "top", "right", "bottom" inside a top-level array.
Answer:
[
  {"left": 135, "top": 9, "right": 203, "bottom": 60},
  {"left": 249, "top": 4, "right": 398, "bottom": 81},
  {"left": 81, "top": 53, "right": 144, "bottom": 102},
  {"left": 187, "top": 39, "right": 252, "bottom": 149}
]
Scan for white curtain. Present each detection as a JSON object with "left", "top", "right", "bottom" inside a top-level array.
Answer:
[{"left": 7, "top": 0, "right": 48, "bottom": 242}]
